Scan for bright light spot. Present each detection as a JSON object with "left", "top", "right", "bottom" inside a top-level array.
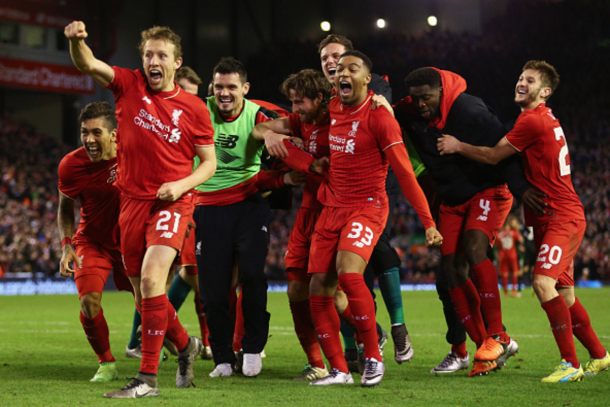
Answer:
[
  {"left": 377, "top": 18, "right": 386, "bottom": 29},
  {"left": 427, "top": 16, "right": 438, "bottom": 27},
  {"left": 321, "top": 21, "right": 331, "bottom": 32}
]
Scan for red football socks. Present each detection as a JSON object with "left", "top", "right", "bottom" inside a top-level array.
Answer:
[
  {"left": 569, "top": 297, "right": 606, "bottom": 359},
  {"left": 194, "top": 292, "right": 210, "bottom": 346},
  {"left": 541, "top": 295, "right": 579, "bottom": 367},
  {"left": 140, "top": 295, "right": 168, "bottom": 375},
  {"left": 310, "top": 294, "right": 348, "bottom": 373},
  {"left": 338, "top": 273, "right": 381, "bottom": 361},
  {"left": 165, "top": 298, "right": 189, "bottom": 352},
  {"left": 233, "top": 292, "right": 245, "bottom": 352},
  {"left": 471, "top": 259, "right": 504, "bottom": 336},
  {"left": 449, "top": 279, "right": 486, "bottom": 348},
  {"left": 289, "top": 299, "right": 324, "bottom": 369},
  {"left": 451, "top": 341, "right": 468, "bottom": 359},
  {"left": 339, "top": 302, "right": 361, "bottom": 344},
  {"left": 80, "top": 308, "right": 114, "bottom": 364}
]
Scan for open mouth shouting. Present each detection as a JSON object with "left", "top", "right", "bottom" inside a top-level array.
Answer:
[
  {"left": 339, "top": 80, "right": 352, "bottom": 96},
  {"left": 86, "top": 143, "right": 101, "bottom": 160},
  {"left": 327, "top": 67, "right": 337, "bottom": 81},
  {"left": 149, "top": 69, "right": 163, "bottom": 86}
]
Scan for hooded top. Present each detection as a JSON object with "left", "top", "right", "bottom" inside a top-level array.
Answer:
[{"left": 394, "top": 68, "right": 530, "bottom": 206}]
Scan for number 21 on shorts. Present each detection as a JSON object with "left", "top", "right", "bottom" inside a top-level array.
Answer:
[
  {"left": 156, "top": 210, "right": 181, "bottom": 238},
  {"left": 347, "top": 222, "right": 374, "bottom": 248}
]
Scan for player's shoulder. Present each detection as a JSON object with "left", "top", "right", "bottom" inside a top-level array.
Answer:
[{"left": 60, "top": 147, "right": 88, "bottom": 169}]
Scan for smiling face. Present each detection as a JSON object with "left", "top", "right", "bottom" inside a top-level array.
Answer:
[
  {"left": 409, "top": 84, "right": 442, "bottom": 122},
  {"left": 289, "top": 89, "right": 323, "bottom": 124},
  {"left": 335, "top": 55, "right": 371, "bottom": 106},
  {"left": 515, "top": 69, "right": 549, "bottom": 111},
  {"left": 80, "top": 118, "right": 116, "bottom": 162},
  {"left": 213, "top": 72, "right": 250, "bottom": 118},
  {"left": 142, "top": 39, "right": 182, "bottom": 92},
  {"left": 320, "top": 42, "right": 347, "bottom": 86}
]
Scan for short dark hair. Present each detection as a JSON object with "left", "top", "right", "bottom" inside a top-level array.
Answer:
[
  {"left": 317, "top": 34, "right": 354, "bottom": 55},
  {"left": 280, "top": 69, "right": 332, "bottom": 109},
  {"left": 339, "top": 50, "right": 372, "bottom": 73},
  {"left": 404, "top": 67, "right": 442, "bottom": 90},
  {"left": 78, "top": 102, "right": 116, "bottom": 131},
  {"left": 212, "top": 57, "right": 247, "bottom": 83},
  {"left": 522, "top": 60, "right": 560, "bottom": 100},
  {"left": 176, "top": 66, "right": 202, "bottom": 85},
  {"left": 138, "top": 26, "right": 182, "bottom": 60}
]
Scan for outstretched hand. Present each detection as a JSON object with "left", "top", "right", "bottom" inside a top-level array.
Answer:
[
  {"left": 522, "top": 187, "right": 548, "bottom": 215},
  {"left": 437, "top": 134, "right": 460, "bottom": 155}
]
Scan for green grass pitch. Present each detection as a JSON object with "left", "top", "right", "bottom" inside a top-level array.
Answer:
[{"left": 0, "top": 288, "right": 608, "bottom": 406}]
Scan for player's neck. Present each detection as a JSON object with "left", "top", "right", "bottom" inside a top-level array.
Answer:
[{"left": 521, "top": 99, "right": 544, "bottom": 112}]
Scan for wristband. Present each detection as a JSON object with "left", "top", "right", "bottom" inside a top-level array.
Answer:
[{"left": 61, "top": 237, "right": 72, "bottom": 247}]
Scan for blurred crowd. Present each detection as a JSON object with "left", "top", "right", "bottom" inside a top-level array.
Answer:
[{"left": 1, "top": 0, "right": 609, "bottom": 282}]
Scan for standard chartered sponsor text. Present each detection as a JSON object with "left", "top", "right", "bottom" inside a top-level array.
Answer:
[{"left": 0, "top": 63, "right": 93, "bottom": 91}]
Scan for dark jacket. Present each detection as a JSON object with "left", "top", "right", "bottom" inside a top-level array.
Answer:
[{"left": 394, "top": 69, "right": 530, "bottom": 206}]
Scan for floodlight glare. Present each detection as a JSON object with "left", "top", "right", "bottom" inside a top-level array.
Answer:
[
  {"left": 321, "top": 21, "right": 331, "bottom": 32},
  {"left": 377, "top": 18, "right": 386, "bottom": 29},
  {"left": 428, "top": 16, "right": 438, "bottom": 27}
]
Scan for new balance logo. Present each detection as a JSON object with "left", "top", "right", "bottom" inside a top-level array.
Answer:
[
  {"left": 160, "top": 231, "right": 174, "bottom": 238},
  {"left": 353, "top": 241, "right": 364, "bottom": 248},
  {"left": 142, "top": 96, "right": 151, "bottom": 104},
  {"left": 477, "top": 215, "right": 488, "bottom": 221},
  {"left": 346, "top": 139, "right": 355, "bottom": 154},
  {"left": 541, "top": 263, "right": 552, "bottom": 269},
  {"left": 216, "top": 133, "right": 239, "bottom": 149}
]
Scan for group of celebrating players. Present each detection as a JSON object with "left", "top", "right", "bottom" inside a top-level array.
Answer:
[{"left": 57, "top": 19, "right": 609, "bottom": 399}]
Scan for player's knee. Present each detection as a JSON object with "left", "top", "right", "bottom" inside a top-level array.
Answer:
[
  {"left": 80, "top": 293, "right": 101, "bottom": 318},
  {"left": 287, "top": 279, "right": 308, "bottom": 302}
]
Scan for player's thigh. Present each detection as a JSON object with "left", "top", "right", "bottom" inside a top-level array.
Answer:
[
  {"left": 438, "top": 203, "right": 467, "bottom": 257},
  {"left": 336, "top": 206, "right": 388, "bottom": 263},
  {"left": 285, "top": 208, "right": 321, "bottom": 272},
  {"left": 464, "top": 185, "right": 513, "bottom": 247},
  {"left": 73, "top": 240, "right": 114, "bottom": 298}
]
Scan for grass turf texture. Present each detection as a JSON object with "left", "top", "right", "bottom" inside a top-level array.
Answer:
[{"left": 0, "top": 288, "right": 608, "bottom": 407}]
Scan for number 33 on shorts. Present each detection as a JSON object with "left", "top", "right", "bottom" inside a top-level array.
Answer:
[{"left": 347, "top": 222, "right": 374, "bottom": 248}]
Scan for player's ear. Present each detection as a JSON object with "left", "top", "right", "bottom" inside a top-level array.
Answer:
[
  {"left": 110, "top": 129, "right": 117, "bottom": 142},
  {"left": 243, "top": 81, "right": 251, "bottom": 95},
  {"left": 540, "top": 87, "right": 552, "bottom": 99},
  {"left": 315, "top": 92, "right": 323, "bottom": 105},
  {"left": 364, "top": 73, "right": 371, "bottom": 85},
  {"left": 174, "top": 57, "right": 183, "bottom": 70}
]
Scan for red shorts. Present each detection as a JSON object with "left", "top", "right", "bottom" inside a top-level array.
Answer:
[
  {"left": 73, "top": 237, "right": 131, "bottom": 297},
  {"left": 498, "top": 253, "right": 519, "bottom": 275},
  {"left": 177, "top": 215, "right": 197, "bottom": 268},
  {"left": 308, "top": 205, "right": 388, "bottom": 275},
  {"left": 285, "top": 207, "right": 322, "bottom": 282},
  {"left": 439, "top": 185, "right": 513, "bottom": 257},
  {"left": 533, "top": 220, "right": 585, "bottom": 287},
  {"left": 120, "top": 193, "right": 194, "bottom": 277}
]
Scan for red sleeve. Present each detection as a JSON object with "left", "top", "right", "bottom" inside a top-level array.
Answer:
[
  {"left": 369, "top": 108, "right": 404, "bottom": 151},
  {"left": 57, "top": 154, "right": 81, "bottom": 200},
  {"left": 255, "top": 110, "right": 275, "bottom": 125},
  {"left": 104, "top": 66, "right": 137, "bottom": 98},
  {"left": 287, "top": 113, "right": 303, "bottom": 139},
  {"left": 193, "top": 100, "right": 215, "bottom": 146},
  {"left": 385, "top": 144, "right": 436, "bottom": 230},
  {"left": 505, "top": 111, "right": 543, "bottom": 152},
  {"left": 281, "top": 140, "right": 316, "bottom": 174},
  {"left": 255, "top": 169, "right": 285, "bottom": 191}
]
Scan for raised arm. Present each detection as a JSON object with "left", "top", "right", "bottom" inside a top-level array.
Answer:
[
  {"left": 65, "top": 21, "right": 114, "bottom": 87},
  {"left": 157, "top": 146, "right": 217, "bottom": 201},
  {"left": 57, "top": 191, "right": 81, "bottom": 276},
  {"left": 252, "top": 117, "right": 294, "bottom": 158}
]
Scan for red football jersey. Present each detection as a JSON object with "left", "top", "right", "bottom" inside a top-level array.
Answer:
[
  {"left": 505, "top": 103, "right": 585, "bottom": 227},
  {"left": 288, "top": 112, "right": 330, "bottom": 209},
  {"left": 497, "top": 228, "right": 519, "bottom": 258},
  {"left": 58, "top": 147, "right": 120, "bottom": 249},
  {"left": 318, "top": 91, "right": 403, "bottom": 208},
  {"left": 105, "top": 67, "right": 214, "bottom": 199}
]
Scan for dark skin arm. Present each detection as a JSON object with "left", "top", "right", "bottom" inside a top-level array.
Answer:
[{"left": 437, "top": 135, "right": 548, "bottom": 214}]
